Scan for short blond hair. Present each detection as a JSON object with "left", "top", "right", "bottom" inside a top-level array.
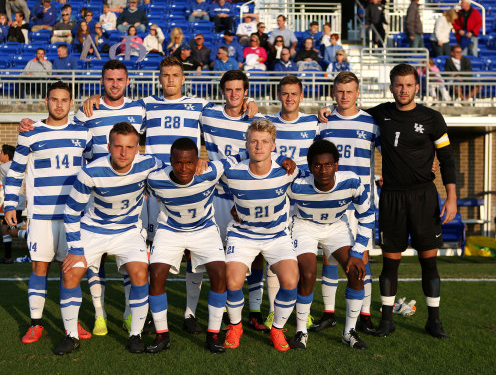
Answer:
[{"left": 246, "top": 119, "right": 277, "bottom": 142}]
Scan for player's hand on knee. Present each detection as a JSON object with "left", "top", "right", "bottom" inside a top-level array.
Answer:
[
  {"left": 281, "top": 158, "right": 296, "bottom": 175},
  {"left": 195, "top": 158, "right": 208, "bottom": 175},
  {"left": 317, "top": 107, "right": 331, "bottom": 123},
  {"left": 83, "top": 95, "right": 101, "bottom": 117},
  {"left": 346, "top": 256, "right": 365, "bottom": 281},
  {"left": 4, "top": 210, "right": 17, "bottom": 227},
  {"left": 62, "top": 254, "right": 87, "bottom": 274},
  {"left": 19, "top": 118, "right": 35, "bottom": 133}
]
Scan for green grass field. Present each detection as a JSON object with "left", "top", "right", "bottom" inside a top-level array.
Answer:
[{"left": 0, "top": 243, "right": 495, "bottom": 375}]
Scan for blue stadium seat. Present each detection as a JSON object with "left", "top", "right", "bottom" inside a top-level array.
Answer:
[
  {"left": 23, "top": 42, "right": 47, "bottom": 53},
  {"left": 0, "top": 42, "right": 22, "bottom": 54},
  {"left": 140, "top": 55, "right": 163, "bottom": 70},
  {"left": 30, "top": 30, "right": 52, "bottom": 44},
  {"left": 10, "top": 53, "right": 34, "bottom": 69}
]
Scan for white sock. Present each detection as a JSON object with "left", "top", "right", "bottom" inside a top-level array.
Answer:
[
  {"left": 247, "top": 268, "right": 264, "bottom": 312},
  {"left": 28, "top": 273, "right": 47, "bottom": 320},
  {"left": 129, "top": 283, "right": 149, "bottom": 336},
  {"left": 185, "top": 269, "right": 203, "bottom": 318},
  {"left": 322, "top": 263, "right": 338, "bottom": 312},
  {"left": 208, "top": 290, "right": 227, "bottom": 332},
  {"left": 344, "top": 287, "right": 365, "bottom": 335},
  {"left": 272, "top": 287, "right": 297, "bottom": 329},
  {"left": 149, "top": 293, "right": 168, "bottom": 333},
  {"left": 226, "top": 288, "right": 244, "bottom": 325},
  {"left": 296, "top": 293, "right": 313, "bottom": 334},
  {"left": 123, "top": 275, "right": 131, "bottom": 319},
  {"left": 87, "top": 268, "right": 106, "bottom": 319},
  {"left": 60, "top": 283, "right": 82, "bottom": 339},
  {"left": 265, "top": 264, "right": 279, "bottom": 313}
]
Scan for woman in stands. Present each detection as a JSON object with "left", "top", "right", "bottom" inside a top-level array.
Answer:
[
  {"left": 267, "top": 36, "right": 286, "bottom": 69},
  {"left": 167, "top": 27, "right": 185, "bottom": 57},
  {"left": 326, "top": 49, "right": 350, "bottom": 76},
  {"left": 120, "top": 25, "right": 143, "bottom": 56},
  {"left": 74, "top": 21, "right": 93, "bottom": 53},
  {"left": 243, "top": 34, "right": 267, "bottom": 71},
  {"left": 143, "top": 24, "right": 165, "bottom": 55},
  {"left": 430, "top": 9, "right": 458, "bottom": 57},
  {"left": 320, "top": 22, "right": 332, "bottom": 53},
  {"left": 294, "top": 37, "right": 321, "bottom": 70}
]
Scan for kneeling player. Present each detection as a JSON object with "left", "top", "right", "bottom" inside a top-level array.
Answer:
[
  {"left": 288, "top": 140, "right": 374, "bottom": 350},
  {"left": 55, "top": 123, "right": 160, "bottom": 354}
]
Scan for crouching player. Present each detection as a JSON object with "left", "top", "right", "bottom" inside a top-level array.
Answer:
[
  {"left": 55, "top": 122, "right": 161, "bottom": 355},
  {"left": 288, "top": 140, "right": 374, "bottom": 350}
]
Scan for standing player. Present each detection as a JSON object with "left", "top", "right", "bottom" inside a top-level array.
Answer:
[
  {"left": 367, "top": 63, "right": 457, "bottom": 338},
  {"left": 222, "top": 119, "right": 299, "bottom": 352},
  {"left": 289, "top": 140, "right": 374, "bottom": 350},
  {"left": 55, "top": 122, "right": 160, "bottom": 355},
  {"left": 4, "top": 81, "right": 93, "bottom": 344}
]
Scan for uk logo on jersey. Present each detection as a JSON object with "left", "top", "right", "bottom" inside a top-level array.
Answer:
[
  {"left": 128, "top": 116, "right": 136, "bottom": 123},
  {"left": 301, "top": 132, "right": 309, "bottom": 138},
  {"left": 203, "top": 189, "right": 211, "bottom": 197},
  {"left": 71, "top": 139, "right": 82, "bottom": 147},
  {"left": 138, "top": 181, "right": 145, "bottom": 188},
  {"left": 184, "top": 104, "right": 195, "bottom": 111},
  {"left": 275, "top": 188, "right": 285, "bottom": 195},
  {"left": 414, "top": 123, "right": 424, "bottom": 133},
  {"left": 356, "top": 130, "right": 366, "bottom": 139},
  {"left": 339, "top": 200, "right": 347, "bottom": 206}
]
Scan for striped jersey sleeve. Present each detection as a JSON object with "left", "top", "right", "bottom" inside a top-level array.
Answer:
[
  {"left": 64, "top": 154, "right": 161, "bottom": 255},
  {"left": 4, "top": 122, "right": 91, "bottom": 220}
]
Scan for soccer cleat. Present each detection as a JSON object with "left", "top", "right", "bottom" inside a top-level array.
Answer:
[
  {"left": 224, "top": 323, "right": 243, "bottom": 349},
  {"left": 306, "top": 315, "right": 314, "bottom": 330},
  {"left": 270, "top": 327, "right": 290, "bottom": 352},
  {"left": 77, "top": 321, "right": 92, "bottom": 339},
  {"left": 142, "top": 319, "right": 156, "bottom": 335},
  {"left": 206, "top": 332, "right": 226, "bottom": 354},
  {"left": 248, "top": 311, "right": 270, "bottom": 332},
  {"left": 221, "top": 311, "right": 230, "bottom": 331},
  {"left": 374, "top": 319, "right": 396, "bottom": 337},
  {"left": 92, "top": 316, "right": 108, "bottom": 336},
  {"left": 146, "top": 332, "right": 171, "bottom": 353},
  {"left": 357, "top": 314, "right": 376, "bottom": 335},
  {"left": 264, "top": 310, "right": 274, "bottom": 329},
  {"left": 342, "top": 329, "right": 367, "bottom": 350},
  {"left": 54, "top": 335, "right": 80, "bottom": 355},
  {"left": 290, "top": 331, "right": 308, "bottom": 350},
  {"left": 184, "top": 314, "right": 202, "bottom": 334},
  {"left": 122, "top": 314, "right": 132, "bottom": 334},
  {"left": 22, "top": 325, "right": 43, "bottom": 344},
  {"left": 127, "top": 334, "right": 145, "bottom": 353},
  {"left": 425, "top": 319, "right": 449, "bottom": 339},
  {"left": 309, "top": 312, "right": 336, "bottom": 332}
]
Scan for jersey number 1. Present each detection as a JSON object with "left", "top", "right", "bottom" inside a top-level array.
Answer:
[{"left": 394, "top": 132, "right": 400, "bottom": 147}]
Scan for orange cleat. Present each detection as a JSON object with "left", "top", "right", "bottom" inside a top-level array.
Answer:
[
  {"left": 270, "top": 327, "right": 290, "bottom": 352},
  {"left": 223, "top": 323, "right": 243, "bottom": 349},
  {"left": 77, "top": 321, "right": 92, "bottom": 339},
  {"left": 22, "top": 325, "right": 44, "bottom": 344}
]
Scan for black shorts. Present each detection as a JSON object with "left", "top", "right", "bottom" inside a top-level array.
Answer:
[
  {"left": 2, "top": 210, "right": 23, "bottom": 227},
  {"left": 379, "top": 182, "right": 443, "bottom": 253}
]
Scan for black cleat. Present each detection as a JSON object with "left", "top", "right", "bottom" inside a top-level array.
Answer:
[
  {"left": 374, "top": 319, "right": 396, "bottom": 337},
  {"left": 127, "top": 334, "right": 145, "bottom": 353},
  {"left": 221, "top": 311, "right": 230, "bottom": 331},
  {"left": 206, "top": 332, "right": 225, "bottom": 353},
  {"left": 342, "top": 329, "right": 367, "bottom": 350},
  {"left": 248, "top": 311, "right": 270, "bottom": 332},
  {"left": 309, "top": 312, "right": 336, "bottom": 332},
  {"left": 54, "top": 335, "right": 80, "bottom": 355},
  {"left": 146, "top": 332, "right": 171, "bottom": 353},
  {"left": 184, "top": 314, "right": 202, "bottom": 334},
  {"left": 142, "top": 319, "right": 156, "bottom": 335},
  {"left": 425, "top": 319, "right": 449, "bottom": 339},
  {"left": 290, "top": 331, "right": 308, "bottom": 350},
  {"left": 357, "top": 314, "right": 376, "bottom": 335}
]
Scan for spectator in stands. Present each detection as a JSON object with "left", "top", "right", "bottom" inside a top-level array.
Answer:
[
  {"left": 213, "top": 45, "right": 238, "bottom": 71},
  {"left": 107, "top": 0, "right": 126, "bottom": 14},
  {"left": 243, "top": 34, "right": 267, "bottom": 71},
  {"left": 210, "top": 30, "right": 243, "bottom": 69},
  {"left": 444, "top": 44, "right": 480, "bottom": 100},
  {"left": 365, "top": 0, "right": 387, "bottom": 48},
  {"left": 6, "top": 0, "right": 30, "bottom": 23},
  {"left": 188, "top": 0, "right": 210, "bottom": 22},
  {"left": 294, "top": 37, "right": 321, "bottom": 71},
  {"left": 94, "top": 23, "right": 110, "bottom": 53},
  {"left": 73, "top": 20, "right": 92, "bottom": 53},
  {"left": 267, "top": 35, "right": 286, "bottom": 69},
  {"left": 210, "top": 0, "right": 234, "bottom": 33},
  {"left": 52, "top": 43, "right": 77, "bottom": 70},
  {"left": 253, "top": 22, "right": 268, "bottom": 50},
  {"left": 120, "top": 25, "right": 143, "bottom": 56},
  {"left": 236, "top": 13, "right": 259, "bottom": 46},
  {"left": 143, "top": 24, "right": 165, "bottom": 55},
  {"left": 7, "top": 11, "right": 27, "bottom": 43},
  {"left": 268, "top": 14, "right": 297, "bottom": 56},
  {"left": 31, "top": 0, "right": 57, "bottom": 32},
  {"left": 82, "top": 10, "right": 96, "bottom": 34},
  {"left": 166, "top": 27, "right": 184, "bottom": 57},
  {"left": 453, "top": 0, "right": 482, "bottom": 57},
  {"left": 100, "top": 3, "right": 117, "bottom": 31},
  {"left": 190, "top": 33, "right": 211, "bottom": 69},
  {"left": 326, "top": 49, "right": 350, "bottom": 76},
  {"left": 0, "top": 13, "right": 8, "bottom": 43},
  {"left": 299, "top": 21, "right": 322, "bottom": 51},
  {"left": 430, "top": 9, "right": 458, "bottom": 57},
  {"left": 117, "top": 0, "right": 148, "bottom": 33},
  {"left": 273, "top": 47, "right": 296, "bottom": 72},
  {"left": 23, "top": 47, "right": 52, "bottom": 74},
  {"left": 323, "top": 33, "right": 342, "bottom": 64},
  {"left": 320, "top": 22, "right": 332, "bottom": 52},
  {"left": 418, "top": 58, "right": 451, "bottom": 101},
  {"left": 51, "top": 6, "right": 75, "bottom": 44},
  {"left": 405, "top": 0, "right": 423, "bottom": 49},
  {"left": 76, "top": 7, "right": 87, "bottom": 23},
  {"left": 178, "top": 44, "right": 201, "bottom": 72}
]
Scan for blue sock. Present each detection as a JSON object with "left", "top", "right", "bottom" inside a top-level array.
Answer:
[{"left": 208, "top": 290, "right": 227, "bottom": 332}]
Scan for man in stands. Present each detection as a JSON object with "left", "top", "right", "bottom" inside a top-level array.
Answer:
[
  {"left": 7, "top": 11, "right": 28, "bottom": 43},
  {"left": 52, "top": 44, "right": 77, "bottom": 71},
  {"left": 298, "top": 21, "right": 322, "bottom": 51},
  {"left": 210, "top": 0, "right": 234, "bottom": 33},
  {"left": 116, "top": 0, "right": 148, "bottom": 33},
  {"left": 6, "top": 0, "right": 30, "bottom": 23},
  {"left": 190, "top": 33, "right": 211, "bottom": 70},
  {"left": 236, "top": 13, "right": 259, "bottom": 46},
  {"left": 268, "top": 15, "right": 298, "bottom": 56},
  {"left": 210, "top": 31, "right": 243, "bottom": 69},
  {"left": 453, "top": 0, "right": 482, "bottom": 57},
  {"left": 273, "top": 47, "right": 296, "bottom": 71},
  {"left": 31, "top": 0, "right": 57, "bottom": 32},
  {"left": 51, "top": 5, "right": 75, "bottom": 44},
  {"left": 178, "top": 45, "right": 202, "bottom": 72}
]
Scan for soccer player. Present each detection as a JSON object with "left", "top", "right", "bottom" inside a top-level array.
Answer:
[
  {"left": 55, "top": 122, "right": 160, "bottom": 355},
  {"left": 222, "top": 119, "right": 299, "bottom": 352},
  {"left": 4, "top": 81, "right": 93, "bottom": 344},
  {"left": 314, "top": 71, "right": 379, "bottom": 334},
  {"left": 289, "top": 139, "right": 374, "bottom": 350},
  {"left": 367, "top": 63, "right": 457, "bottom": 338}
]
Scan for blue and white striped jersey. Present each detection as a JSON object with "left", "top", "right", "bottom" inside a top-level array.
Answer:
[
  {"left": 4, "top": 121, "right": 92, "bottom": 220},
  {"left": 147, "top": 155, "right": 247, "bottom": 233},
  {"left": 288, "top": 170, "right": 375, "bottom": 258},
  {"left": 266, "top": 112, "right": 320, "bottom": 171},
  {"left": 200, "top": 105, "right": 265, "bottom": 198},
  {"left": 73, "top": 98, "right": 146, "bottom": 162},
  {"left": 64, "top": 154, "right": 162, "bottom": 255},
  {"left": 222, "top": 155, "right": 299, "bottom": 240},
  {"left": 318, "top": 109, "right": 380, "bottom": 197},
  {"left": 140, "top": 95, "right": 213, "bottom": 163}
]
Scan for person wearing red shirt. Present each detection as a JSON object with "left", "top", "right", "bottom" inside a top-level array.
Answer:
[{"left": 453, "top": 0, "right": 482, "bottom": 57}]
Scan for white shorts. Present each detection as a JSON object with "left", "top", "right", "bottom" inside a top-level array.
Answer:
[
  {"left": 27, "top": 219, "right": 68, "bottom": 262},
  {"left": 77, "top": 227, "right": 148, "bottom": 274},
  {"left": 213, "top": 195, "right": 234, "bottom": 246},
  {"left": 226, "top": 234, "right": 297, "bottom": 274},
  {"left": 150, "top": 225, "right": 225, "bottom": 274},
  {"left": 346, "top": 209, "right": 373, "bottom": 251},
  {"left": 143, "top": 197, "right": 161, "bottom": 242},
  {"left": 291, "top": 216, "right": 354, "bottom": 260}
]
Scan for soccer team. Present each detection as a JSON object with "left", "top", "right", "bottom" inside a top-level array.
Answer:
[{"left": 3, "top": 57, "right": 457, "bottom": 355}]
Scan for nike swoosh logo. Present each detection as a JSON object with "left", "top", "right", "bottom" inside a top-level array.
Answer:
[
  {"left": 139, "top": 249, "right": 145, "bottom": 252},
  {"left": 100, "top": 191, "right": 108, "bottom": 194},
  {"left": 384, "top": 118, "right": 391, "bottom": 121},
  {"left": 65, "top": 318, "right": 75, "bottom": 321},
  {"left": 238, "top": 193, "right": 245, "bottom": 197},
  {"left": 301, "top": 202, "right": 309, "bottom": 206},
  {"left": 38, "top": 143, "right": 46, "bottom": 148},
  {"left": 210, "top": 129, "right": 217, "bottom": 133},
  {"left": 436, "top": 234, "right": 442, "bottom": 238},
  {"left": 297, "top": 312, "right": 306, "bottom": 315},
  {"left": 192, "top": 281, "right": 201, "bottom": 284}
]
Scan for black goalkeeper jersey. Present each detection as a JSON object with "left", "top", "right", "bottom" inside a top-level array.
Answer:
[{"left": 366, "top": 102, "right": 456, "bottom": 188}]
